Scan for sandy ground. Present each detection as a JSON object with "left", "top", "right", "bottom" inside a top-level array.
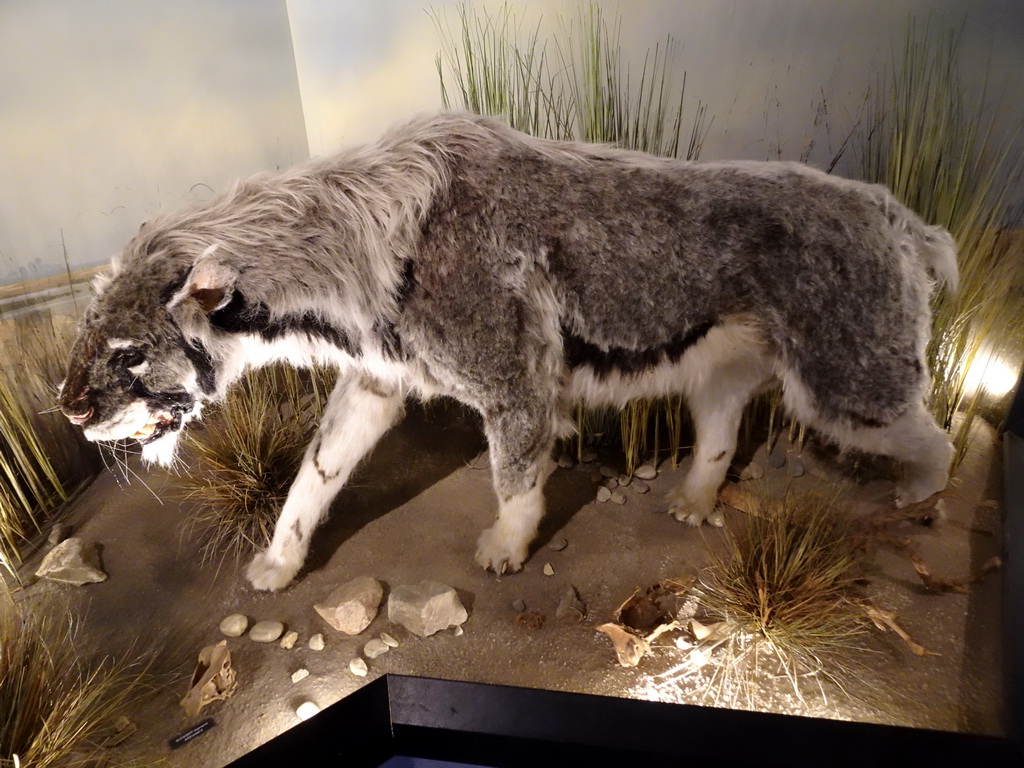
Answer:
[{"left": 15, "top": 403, "right": 1006, "bottom": 767}]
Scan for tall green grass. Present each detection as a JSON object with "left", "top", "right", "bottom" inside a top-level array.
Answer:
[
  {"left": 857, "top": 19, "right": 1024, "bottom": 462},
  {"left": 0, "top": 312, "right": 100, "bottom": 576}
]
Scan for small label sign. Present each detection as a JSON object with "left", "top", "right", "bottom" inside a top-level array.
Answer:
[{"left": 169, "top": 718, "right": 216, "bottom": 750}]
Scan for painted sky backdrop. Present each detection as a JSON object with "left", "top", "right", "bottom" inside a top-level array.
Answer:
[{"left": 2, "top": 0, "right": 1022, "bottom": 286}]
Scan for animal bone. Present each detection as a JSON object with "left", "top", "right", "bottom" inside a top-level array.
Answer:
[{"left": 180, "top": 640, "right": 237, "bottom": 716}]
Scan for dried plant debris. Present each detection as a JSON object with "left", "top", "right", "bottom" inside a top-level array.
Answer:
[
  {"left": 596, "top": 579, "right": 694, "bottom": 666},
  {"left": 596, "top": 623, "right": 649, "bottom": 667},
  {"left": 598, "top": 491, "right": 955, "bottom": 703},
  {"left": 721, "top": 483, "right": 1002, "bottom": 596},
  {"left": 863, "top": 606, "right": 932, "bottom": 657},
  {"left": 181, "top": 641, "right": 236, "bottom": 717},
  {"left": 516, "top": 610, "right": 546, "bottom": 630}
]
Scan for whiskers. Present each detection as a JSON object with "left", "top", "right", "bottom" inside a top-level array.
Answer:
[{"left": 98, "top": 440, "right": 164, "bottom": 504}]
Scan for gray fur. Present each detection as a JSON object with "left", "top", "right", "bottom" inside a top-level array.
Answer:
[{"left": 59, "top": 112, "right": 956, "bottom": 589}]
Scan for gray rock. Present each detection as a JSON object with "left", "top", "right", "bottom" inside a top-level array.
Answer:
[
  {"left": 635, "top": 464, "right": 657, "bottom": 480},
  {"left": 249, "top": 620, "right": 285, "bottom": 643},
  {"left": 768, "top": 444, "right": 787, "bottom": 468},
  {"left": 555, "top": 585, "right": 587, "bottom": 623},
  {"left": 219, "top": 614, "right": 249, "bottom": 638},
  {"left": 511, "top": 598, "right": 526, "bottom": 613},
  {"left": 599, "top": 465, "right": 618, "bottom": 478},
  {"left": 47, "top": 522, "right": 70, "bottom": 547},
  {"left": 602, "top": 477, "right": 618, "bottom": 489},
  {"left": 617, "top": 474, "right": 632, "bottom": 487},
  {"left": 380, "top": 632, "right": 399, "bottom": 648},
  {"left": 349, "top": 657, "right": 368, "bottom": 677},
  {"left": 789, "top": 456, "right": 805, "bottom": 478},
  {"left": 548, "top": 537, "right": 568, "bottom": 552},
  {"left": 314, "top": 576, "right": 383, "bottom": 634},
  {"left": 610, "top": 490, "right": 626, "bottom": 505},
  {"left": 543, "top": 562, "right": 555, "bottom": 576},
  {"left": 580, "top": 449, "right": 598, "bottom": 463},
  {"left": 308, "top": 633, "right": 325, "bottom": 651},
  {"left": 631, "top": 479, "right": 650, "bottom": 494},
  {"left": 589, "top": 470, "right": 604, "bottom": 483},
  {"left": 291, "top": 668, "right": 310, "bottom": 683},
  {"left": 556, "top": 453, "right": 575, "bottom": 469},
  {"left": 596, "top": 486, "right": 612, "bottom": 503},
  {"left": 387, "top": 581, "right": 468, "bottom": 637},
  {"left": 35, "top": 538, "right": 107, "bottom": 585},
  {"left": 364, "top": 638, "right": 389, "bottom": 659}
]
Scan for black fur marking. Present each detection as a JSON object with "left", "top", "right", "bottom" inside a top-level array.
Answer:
[
  {"left": 562, "top": 321, "right": 716, "bottom": 378},
  {"left": 160, "top": 269, "right": 190, "bottom": 306},
  {"left": 182, "top": 339, "right": 217, "bottom": 395},
  {"left": 712, "top": 450, "right": 727, "bottom": 462},
  {"left": 310, "top": 434, "right": 342, "bottom": 482},
  {"left": 209, "top": 290, "right": 357, "bottom": 356},
  {"left": 128, "top": 378, "right": 194, "bottom": 411},
  {"left": 845, "top": 411, "right": 888, "bottom": 429},
  {"left": 375, "top": 260, "right": 417, "bottom": 360},
  {"left": 291, "top": 519, "right": 304, "bottom": 541}
]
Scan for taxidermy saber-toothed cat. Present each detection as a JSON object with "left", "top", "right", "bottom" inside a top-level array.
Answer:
[{"left": 59, "top": 112, "right": 957, "bottom": 591}]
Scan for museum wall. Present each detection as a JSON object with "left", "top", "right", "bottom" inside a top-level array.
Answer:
[
  {"left": 0, "top": 0, "right": 308, "bottom": 286},
  {"left": 2, "top": 0, "right": 1021, "bottom": 288}
]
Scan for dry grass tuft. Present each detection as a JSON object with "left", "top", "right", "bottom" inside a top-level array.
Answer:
[
  {"left": 694, "top": 491, "right": 873, "bottom": 687},
  {"left": 0, "top": 586, "right": 152, "bottom": 768},
  {"left": 177, "top": 364, "right": 334, "bottom": 564}
]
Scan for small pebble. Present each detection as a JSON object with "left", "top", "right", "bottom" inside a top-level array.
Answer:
[
  {"left": 635, "top": 464, "right": 657, "bottom": 480},
  {"left": 291, "top": 668, "right": 310, "bottom": 683},
  {"left": 596, "top": 486, "right": 612, "bottom": 503},
  {"left": 349, "top": 657, "right": 368, "bottom": 677},
  {"left": 617, "top": 474, "right": 632, "bottom": 487},
  {"left": 364, "top": 638, "right": 389, "bottom": 659},
  {"left": 602, "top": 477, "right": 619, "bottom": 489},
  {"left": 543, "top": 562, "right": 555, "bottom": 576},
  {"left": 279, "top": 631, "right": 298, "bottom": 650},
  {"left": 453, "top": 626, "right": 464, "bottom": 636},
  {"left": 610, "top": 490, "right": 626, "bottom": 505},
  {"left": 549, "top": 537, "right": 568, "bottom": 551},
  {"left": 512, "top": 598, "right": 527, "bottom": 613},
  {"left": 380, "top": 632, "right": 399, "bottom": 648},
  {"left": 249, "top": 620, "right": 284, "bottom": 643},
  {"left": 789, "top": 456, "right": 805, "bottom": 478},
  {"left": 599, "top": 465, "right": 618, "bottom": 478},
  {"left": 219, "top": 614, "right": 248, "bottom": 638},
  {"left": 296, "top": 701, "right": 320, "bottom": 720},
  {"left": 740, "top": 461, "right": 765, "bottom": 480},
  {"left": 768, "top": 445, "right": 787, "bottom": 468},
  {"left": 308, "top": 633, "right": 325, "bottom": 651},
  {"left": 631, "top": 479, "right": 650, "bottom": 494},
  {"left": 581, "top": 449, "right": 598, "bottom": 463}
]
